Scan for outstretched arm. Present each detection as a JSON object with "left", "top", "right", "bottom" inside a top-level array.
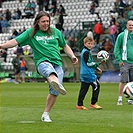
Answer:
[{"left": 0, "top": 39, "right": 18, "bottom": 49}]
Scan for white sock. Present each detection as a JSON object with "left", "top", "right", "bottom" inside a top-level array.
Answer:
[{"left": 118, "top": 96, "right": 122, "bottom": 101}]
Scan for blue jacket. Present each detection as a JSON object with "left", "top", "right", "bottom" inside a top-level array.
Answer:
[
  {"left": 80, "top": 47, "right": 99, "bottom": 83},
  {"left": 1, "top": 20, "right": 9, "bottom": 28}
]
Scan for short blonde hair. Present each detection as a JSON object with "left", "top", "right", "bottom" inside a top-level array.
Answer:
[{"left": 83, "top": 36, "right": 94, "bottom": 44}]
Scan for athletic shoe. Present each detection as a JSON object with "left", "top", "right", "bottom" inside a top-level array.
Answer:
[
  {"left": 14, "top": 81, "right": 19, "bottom": 84},
  {"left": 76, "top": 105, "right": 88, "bottom": 110},
  {"left": 127, "top": 100, "right": 133, "bottom": 105},
  {"left": 41, "top": 114, "right": 52, "bottom": 122},
  {"left": 90, "top": 103, "right": 102, "bottom": 109},
  {"left": 17, "top": 80, "right": 21, "bottom": 83},
  {"left": 117, "top": 100, "right": 122, "bottom": 105},
  {"left": 50, "top": 81, "right": 66, "bottom": 95}
]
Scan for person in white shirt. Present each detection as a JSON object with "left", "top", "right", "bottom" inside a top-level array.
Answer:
[{"left": 87, "top": 28, "right": 94, "bottom": 39}]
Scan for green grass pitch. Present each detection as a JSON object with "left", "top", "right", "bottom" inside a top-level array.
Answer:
[{"left": 0, "top": 82, "right": 133, "bottom": 133}]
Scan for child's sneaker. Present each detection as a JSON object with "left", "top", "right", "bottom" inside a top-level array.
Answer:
[
  {"left": 50, "top": 81, "right": 66, "bottom": 95},
  {"left": 90, "top": 103, "right": 102, "bottom": 109},
  {"left": 41, "top": 114, "right": 52, "bottom": 122},
  {"left": 76, "top": 105, "right": 88, "bottom": 110},
  {"left": 117, "top": 100, "right": 122, "bottom": 105},
  {"left": 14, "top": 81, "right": 19, "bottom": 84}
]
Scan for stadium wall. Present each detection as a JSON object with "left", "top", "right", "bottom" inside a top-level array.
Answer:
[{"left": 21, "top": 53, "right": 120, "bottom": 82}]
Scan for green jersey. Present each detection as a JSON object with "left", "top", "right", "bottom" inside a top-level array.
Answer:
[
  {"left": 127, "top": 11, "right": 133, "bottom": 20},
  {"left": 15, "top": 27, "right": 66, "bottom": 68},
  {"left": 114, "top": 30, "right": 133, "bottom": 64}
]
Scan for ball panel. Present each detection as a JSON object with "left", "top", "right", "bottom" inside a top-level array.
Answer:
[
  {"left": 123, "top": 82, "right": 133, "bottom": 99},
  {"left": 97, "top": 50, "right": 109, "bottom": 60}
]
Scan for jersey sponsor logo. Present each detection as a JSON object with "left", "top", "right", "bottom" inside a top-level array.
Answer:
[
  {"left": 36, "top": 35, "right": 54, "bottom": 41},
  {"left": 36, "top": 35, "right": 54, "bottom": 44}
]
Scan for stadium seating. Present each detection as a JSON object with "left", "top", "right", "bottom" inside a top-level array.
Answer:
[
  {"left": 0, "top": 71, "right": 9, "bottom": 79},
  {"left": 1, "top": 0, "right": 115, "bottom": 37}
]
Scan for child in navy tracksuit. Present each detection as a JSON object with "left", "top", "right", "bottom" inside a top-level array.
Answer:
[{"left": 76, "top": 36, "right": 105, "bottom": 110}]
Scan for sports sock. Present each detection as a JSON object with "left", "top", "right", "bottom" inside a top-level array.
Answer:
[
  {"left": 118, "top": 96, "right": 122, "bottom": 101},
  {"left": 43, "top": 112, "right": 49, "bottom": 116}
]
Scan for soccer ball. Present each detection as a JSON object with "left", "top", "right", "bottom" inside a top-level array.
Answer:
[
  {"left": 123, "top": 82, "right": 133, "bottom": 99},
  {"left": 97, "top": 50, "right": 109, "bottom": 61}
]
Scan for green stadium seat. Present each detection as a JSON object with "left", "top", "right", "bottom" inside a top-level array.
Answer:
[
  {"left": 0, "top": 72, "right": 5, "bottom": 79},
  {"left": 31, "top": 72, "right": 38, "bottom": 79},
  {"left": 0, "top": 72, "right": 9, "bottom": 79},
  {"left": 4, "top": 72, "right": 9, "bottom": 78},
  {"left": 27, "top": 71, "right": 44, "bottom": 82},
  {"left": 63, "top": 71, "right": 75, "bottom": 82}
]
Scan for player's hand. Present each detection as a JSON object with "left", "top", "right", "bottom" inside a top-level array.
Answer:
[
  {"left": 71, "top": 56, "right": 78, "bottom": 65},
  {"left": 100, "top": 59, "right": 106, "bottom": 64},
  {"left": 96, "top": 67, "right": 102, "bottom": 73},
  {"left": 119, "top": 62, "right": 124, "bottom": 67}
]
